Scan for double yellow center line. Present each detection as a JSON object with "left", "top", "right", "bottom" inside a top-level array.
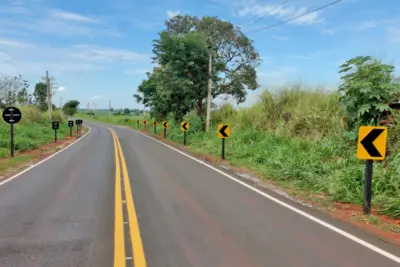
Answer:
[{"left": 111, "top": 128, "right": 147, "bottom": 267}]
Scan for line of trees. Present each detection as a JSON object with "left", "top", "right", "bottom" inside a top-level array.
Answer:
[
  {"left": 0, "top": 73, "right": 80, "bottom": 117},
  {"left": 133, "top": 15, "right": 261, "bottom": 128}
]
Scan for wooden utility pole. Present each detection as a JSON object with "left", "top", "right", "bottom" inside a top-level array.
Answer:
[
  {"left": 46, "top": 71, "right": 51, "bottom": 120},
  {"left": 206, "top": 49, "right": 212, "bottom": 132},
  {"left": 42, "top": 70, "right": 56, "bottom": 120}
]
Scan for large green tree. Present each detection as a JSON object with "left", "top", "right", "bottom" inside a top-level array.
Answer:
[
  {"left": 62, "top": 100, "right": 80, "bottom": 116},
  {"left": 135, "top": 32, "right": 210, "bottom": 122},
  {"left": 165, "top": 15, "right": 260, "bottom": 103},
  {"left": 33, "top": 82, "right": 48, "bottom": 111}
]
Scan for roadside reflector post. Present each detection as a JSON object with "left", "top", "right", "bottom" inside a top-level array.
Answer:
[
  {"left": 162, "top": 121, "right": 168, "bottom": 138},
  {"left": 52, "top": 121, "right": 59, "bottom": 143},
  {"left": 68, "top": 120, "right": 73, "bottom": 136},
  {"left": 181, "top": 122, "right": 189, "bottom": 146},
  {"left": 356, "top": 126, "right": 388, "bottom": 215},
  {"left": 218, "top": 124, "right": 230, "bottom": 160}
]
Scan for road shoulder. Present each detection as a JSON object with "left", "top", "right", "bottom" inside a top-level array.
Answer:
[{"left": 0, "top": 126, "right": 89, "bottom": 182}]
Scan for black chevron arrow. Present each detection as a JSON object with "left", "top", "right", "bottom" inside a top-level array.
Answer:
[
  {"left": 153, "top": 121, "right": 157, "bottom": 126},
  {"left": 219, "top": 125, "right": 228, "bottom": 137},
  {"left": 361, "top": 129, "right": 384, "bottom": 157},
  {"left": 163, "top": 122, "right": 168, "bottom": 127},
  {"left": 182, "top": 122, "right": 188, "bottom": 131}
]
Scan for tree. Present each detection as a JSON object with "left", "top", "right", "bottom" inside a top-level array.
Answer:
[
  {"left": 123, "top": 108, "right": 130, "bottom": 114},
  {"left": 165, "top": 15, "right": 260, "bottom": 103},
  {"left": 62, "top": 100, "right": 80, "bottom": 116},
  {"left": 338, "top": 56, "right": 400, "bottom": 129},
  {"left": 17, "top": 87, "right": 29, "bottom": 105},
  {"left": 33, "top": 82, "right": 48, "bottom": 111},
  {"left": 0, "top": 74, "right": 29, "bottom": 105}
]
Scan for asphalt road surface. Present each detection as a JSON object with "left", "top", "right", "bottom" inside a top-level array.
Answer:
[{"left": 0, "top": 122, "right": 399, "bottom": 267}]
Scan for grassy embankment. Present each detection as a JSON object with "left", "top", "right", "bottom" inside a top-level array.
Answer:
[
  {"left": 0, "top": 106, "right": 78, "bottom": 173},
  {"left": 81, "top": 88, "right": 400, "bottom": 220}
]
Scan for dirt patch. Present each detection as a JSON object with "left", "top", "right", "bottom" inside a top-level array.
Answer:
[
  {"left": 0, "top": 126, "right": 88, "bottom": 181},
  {"left": 139, "top": 129, "right": 400, "bottom": 246}
]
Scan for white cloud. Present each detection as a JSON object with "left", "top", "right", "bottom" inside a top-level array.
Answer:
[
  {"left": 166, "top": 10, "right": 180, "bottom": 18},
  {"left": 354, "top": 20, "right": 378, "bottom": 31},
  {"left": 70, "top": 45, "right": 150, "bottom": 62},
  {"left": 236, "top": 3, "right": 322, "bottom": 25},
  {"left": 50, "top": 10, "right": 99, "bottom": 23},
  {"left": 0, "top": 38, "right": 34, "bottom": 48},
  {"left": 57, "top": 86, "right": 67, "bottom": 92},
  {"left": 0, "top": 42, "right": 147, "bottom": 77},
  {"left": 258, "top": 67, "right": 298, "bottom": 87},
  {"left": 91, "top": 95, "right": 101, "bottom": 100}
]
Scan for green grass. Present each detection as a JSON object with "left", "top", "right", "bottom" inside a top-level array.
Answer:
[
  {"left": 81, "top": 86, "right": 400, "bottom": 219},
  {"left": 0, "top": 105, "right": 72, "bottom": 158}
]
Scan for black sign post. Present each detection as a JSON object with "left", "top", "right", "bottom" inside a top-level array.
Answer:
[
  {"left": 52, "top": 121, "right": 59, "bottom": 142},
  {"left": 75, "top": 119, "right": 83, "bottom": 134},
  {"left": 68, "top": 120, "right": 74, "bottom": 136},
  {"left": 2, "top": 107, "right": 22, "bottom": 157}
]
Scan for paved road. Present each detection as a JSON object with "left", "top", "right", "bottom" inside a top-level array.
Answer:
[{"left": 0, "top": 122, "right": 399, "bottom": 267}]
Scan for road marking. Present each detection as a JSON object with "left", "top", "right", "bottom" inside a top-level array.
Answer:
[
  {"left": 133, "top": 129, "right": 400, "bottom": 264},
  {"left": 112, "top": 131, "right": 126, "bottom": 267},
  {"left": 0, "top": 127, "right": 92, "bottom": 187},
  {"left": 114, "top": 130, "right": 147, "bottom": 267},
  {"left": 126, "top": 257, "right": 133, "bottom": 260}
]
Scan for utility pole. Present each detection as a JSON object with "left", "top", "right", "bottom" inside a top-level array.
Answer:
[
  {"left": 46, "top": 71, "right": 51, "bottom": 120},
  {"left": 94, "top": 102, "right": 97, "bottom": 113},
  {"left": 59, "top": 96, "right": 63, "bottom": 108},
  {"left": 41, "top": 70, "right": 57, "bottom": 121},
  {"left": 206, "top": 43, "right": 212, "bottom": 132},
  {"left": 87, "top": 102, "right": 90, "bottom": 111},
  {"left": 109, "top": 98, "right": 112, "bottom": 116}
]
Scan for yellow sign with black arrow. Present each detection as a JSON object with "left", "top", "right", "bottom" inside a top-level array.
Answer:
[
  {"left": 357, "top": 126, "right": 387, "bottom": 161},
  {"left": 127, "top": 119, "right": 132, "bottom": 123},
  {"left": 153, "top": 121, "right": 157, "bottom": 126},
  {"left": 143, "top": 120, "right": 147, "bottom": 125},
  {"left": 136, "top": 120, "right": 140, "bottom": 125},
  {"left": 181, "top": 122, "right": 189, "bottom": 132},
  {"left": 162, "top": 121, "right": 168, "bottom": 128},
  {"left": 218, "top": 124, "right": 230, "bottom": 138}
]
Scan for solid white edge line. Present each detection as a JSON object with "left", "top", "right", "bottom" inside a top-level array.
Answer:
[
  {"left": 0, "top": 126, "right": 92, "bottom": 187},
  {"left": 131, "top": 129, "right": 400, "bottom": 264}
]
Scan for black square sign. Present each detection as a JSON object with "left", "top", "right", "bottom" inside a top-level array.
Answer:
[
  {"left": 52, "top": 121, "right": 59, "bottom": 130},
  {"left": 68, "top": 120, "right": 74, "bottom": 127}
]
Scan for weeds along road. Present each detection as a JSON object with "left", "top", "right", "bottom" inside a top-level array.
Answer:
[{"left": 0, "top": 121, "right": 399, "bottom": 267}]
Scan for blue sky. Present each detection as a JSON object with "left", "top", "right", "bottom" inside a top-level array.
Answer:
[{"left": 0, "top": 0, "right": 399, "bottom": 109}]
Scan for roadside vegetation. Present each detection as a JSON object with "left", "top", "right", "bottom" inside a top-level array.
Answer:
[
  {"left": 0, "top": 73, "right": 81, "bottom": 160},
  {"left": 85, "top": 15, "right": 400, "bottom": 220}
]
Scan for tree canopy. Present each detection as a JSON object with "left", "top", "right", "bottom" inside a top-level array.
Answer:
[
  {"left": 62, "top": 100, "right": 80, "bottom": 116},
  {"left": 134, "top": 15, "right": 260, "bottom": 124}
]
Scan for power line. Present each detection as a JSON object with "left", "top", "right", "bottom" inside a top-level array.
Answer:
[
  {"left": 246, "top": 0, "right": 342, "bottom": 34},
  {"left": 244, "top": 0, "right": 290, "bottom": 29}
]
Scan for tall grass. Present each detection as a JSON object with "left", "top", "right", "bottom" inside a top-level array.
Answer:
[{"left": 0, "top": 105, "right": 70, "bottom": 158}]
